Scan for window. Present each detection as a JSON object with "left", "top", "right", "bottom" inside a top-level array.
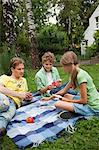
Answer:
[{"left": 96, "top": 16, "right": 99, "bottom": 29}]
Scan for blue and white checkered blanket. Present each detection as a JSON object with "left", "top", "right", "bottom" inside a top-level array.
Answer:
[{"left": 7, "top": 96, "right": 85, "bottom": 149}]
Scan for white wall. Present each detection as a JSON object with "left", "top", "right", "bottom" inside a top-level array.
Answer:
[{"left": 84, "top": 5, "right": 99, "bottom": 46}]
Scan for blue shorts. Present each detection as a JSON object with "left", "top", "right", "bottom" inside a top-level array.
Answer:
[
  {"left": 72, "top": 95, "right": 99, "bottom": 116},
  {"left": 73, "top": 95, "right": 80, "bottom": 100}
]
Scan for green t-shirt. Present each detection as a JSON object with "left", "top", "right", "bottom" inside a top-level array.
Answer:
[
  {"left": 35, "top": 67, "right": 61, "bottom": 96},
  {"left": 77, "top": 68, "right": 99, "bottom": 109}
]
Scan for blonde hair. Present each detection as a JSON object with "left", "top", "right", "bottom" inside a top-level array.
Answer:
[
  {"left": 42, "top": 52, "right": 56, "bottom": 64},
  {"left": 10, "top": 57, "right": 24, "bottom": 69},
  {"left": 61, "top": 51, "right": 79, "bottom": 88},
  {"left": 60, "top": 51, "right": 78, "bottom": 66}
]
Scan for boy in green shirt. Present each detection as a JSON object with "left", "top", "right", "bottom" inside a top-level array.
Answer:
[{"left": 35, "top": 52, "right": 62, "bottom": 97}]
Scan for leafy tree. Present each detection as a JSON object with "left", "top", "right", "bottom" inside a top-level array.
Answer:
[
  {"left": 2, "top": 0, "right": 16, "bottom": 50},
  {"left": 85, "top": 30, "right": 99, "bottom": 57},
  {"left": 52, "top": 0, "right": 98, "bottom": 52},
  {"left": 0, "top": 0, "right": 5, "bottom": 47},
  {"left": 37, "top": 24, "right": 69, "bottom": 56},
  {"left": 0, "top": 43, "right": 15, "bottom": 75},
  {"left": 79, "top": 0, "right": 99, "bottom": 30},
  {"left": 94, "top": 30, "right": 99, "bottom": 52},
  {"left": 54, "top": 0, "right": 83, "bottom": 50},
  {"left": 13, "top": 0, "right": 53, "bottom": 68},
  {"left": 16, "top": 30, "right": 30, "bottom": 54},
  {"left": 32, "top": 0, "right": 50, "bottom": 29},
  {"left": 13, "top": 0, "right": 29, "bottom": 55}
]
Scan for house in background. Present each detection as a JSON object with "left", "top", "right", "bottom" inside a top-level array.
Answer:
[{"left": 81, "top": 5, "right": 99, "bottom": 55}]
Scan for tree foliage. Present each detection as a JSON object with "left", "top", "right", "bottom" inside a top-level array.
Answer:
[
  {"left": 37, "top": 24, "right": 69, "bottom": 56},
  {"left": 2, "top": 0, "right": 16, "bottom": 50},
  {"left": 0, "top": 1, "right": 5, "bottom": 47},
  {"left": 79, "top": 0, "right": 99, "bottom": 29},
  {"left": 31, "top": 0, "right": 50, "bottom": 29},
  {"left": 94, "top": 30, "right": 99, "bottom": 51},
  {"left": 0, "top": 0, "right": 99, "bottom": 65},
  {"left": 86, "top": 30, "right": 99, "bottom": 57},
  {"left": 53, "top": 0, "right": 99, "bottom": 50}
]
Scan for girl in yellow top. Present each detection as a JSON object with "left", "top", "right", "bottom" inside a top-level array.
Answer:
[{"left": 0, "top": 57, "right": 32, "bottom": 137}]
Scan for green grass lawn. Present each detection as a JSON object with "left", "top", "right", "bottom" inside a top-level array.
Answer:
[{"left": 1, "top": 64, "right": 99, "bottom": 150}]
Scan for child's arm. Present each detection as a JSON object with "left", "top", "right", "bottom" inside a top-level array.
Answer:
[
  {"left": 55, "top": 81, "right": 72, "bottom": 96},
  {"left": 41, "top": 95, "right": 55, "bottom": 101},
  {"left": 42, "top": 94, "right": 63, "bottom": 101},
  {"left": 0, "top": 84, "right": 32, "bottom": 100},
  {"left": 39, "top": 85, "right": 55, "bottom": 94},
  {"left": 39, "top": 86, "right": 49, "bottom": 94},
  {"left": 60, "top": 83, "right": 87, "bottom": 104}
]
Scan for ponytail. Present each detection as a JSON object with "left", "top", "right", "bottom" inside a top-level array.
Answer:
[{"left": 71, "top": 67, "right": 78, "bottom": 89}]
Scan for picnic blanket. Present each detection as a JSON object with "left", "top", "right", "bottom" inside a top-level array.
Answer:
[{"left": 7, "top": 96, "right": 86, "bottom": 149}]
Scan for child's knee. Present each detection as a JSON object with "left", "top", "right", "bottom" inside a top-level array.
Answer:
[
  {"left": 55, "top": 101, "right": 61, "bottom": 108},
  {"left": 0, "top": 93, "right": 10, "bottom": 113}
]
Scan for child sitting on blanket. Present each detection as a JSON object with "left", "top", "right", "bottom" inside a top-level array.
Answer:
[
  {"left": 0, "top": 57, "right": 32, "bottom": 137},
  {"left": 42, "top": 51, "right": 99, "bottom": 116},
  {"left": 35, "top": 52, "right": 62, "bottom": 97}
]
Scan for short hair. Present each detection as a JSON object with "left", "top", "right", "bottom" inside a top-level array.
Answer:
[
  {"left": 10, "top": 57, "right": 24, "bottom": 69},
  {"left": 42, "top": 52, "right": 56, "bottom": 64}
]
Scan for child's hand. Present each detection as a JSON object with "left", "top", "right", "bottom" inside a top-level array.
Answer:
[
  {"left": 60, "top": 97, "right": 68, "bottom": 101},
  {"left": 41, "top": 97, "right": 51, "bottom": 101},
  {"left": 57, "top": 79, "right": 62, "bottom": 86},
  {"left": 47, "top": 85, "right": 54, "bottom": 90},
  {"left": 53, "top": 94, "right": 68, "bottom": 101},
  {"left": 52, "top": 79, "right": 62, "bottom": 88},
  {"left": 53, "top": 94, "right": 62, "bottom": 99},
  {"left": 41, "top": 95, "right": 55, "bottom": 101},
  {"left": 19, "top": 92, "right": 33, "bottom": 101},
  {"left": 25, "top": 92, "right": 33, "bottom": 100}
]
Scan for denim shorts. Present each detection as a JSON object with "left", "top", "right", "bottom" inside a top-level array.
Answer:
[
  {"left": 0, "top": 98, "right": 16, "bottom": 128},
  {"left": 72, "top": 95, "right": 99, "bottom": 116},
  {"left": 73, "top": 95, "right": 80, "bottom": 100}
]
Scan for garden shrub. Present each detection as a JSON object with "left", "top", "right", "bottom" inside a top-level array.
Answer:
[{"left": 37, "top": 25, "right": 69, "bottom": 56}]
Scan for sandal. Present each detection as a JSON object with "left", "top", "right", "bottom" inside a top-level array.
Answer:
[{"left": 58, "top": 111, "right": 79, "bottom": 120}]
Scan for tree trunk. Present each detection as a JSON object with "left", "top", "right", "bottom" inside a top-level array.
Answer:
[
  {"left": 2, "top": 0, "right": 16, "bottom": 50},
  {"left": 0, "top": 0, "right": 3, "bottom": 47},
  {"left": 68, "top": 16, "right": 73, "bottom": 50},
  {"left": 25, "top": 0, "right": 40, "bottom": 69}
]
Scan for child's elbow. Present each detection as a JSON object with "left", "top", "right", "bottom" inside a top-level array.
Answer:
[
  {"left": 80, "top": 98, "right": 87, "bottom": 104},
  {"left": 83, "top": 101, "right": 87, "bottom": 104},
  {"left": 82, "top": 98, "right": 87, "bottom": 104}
]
